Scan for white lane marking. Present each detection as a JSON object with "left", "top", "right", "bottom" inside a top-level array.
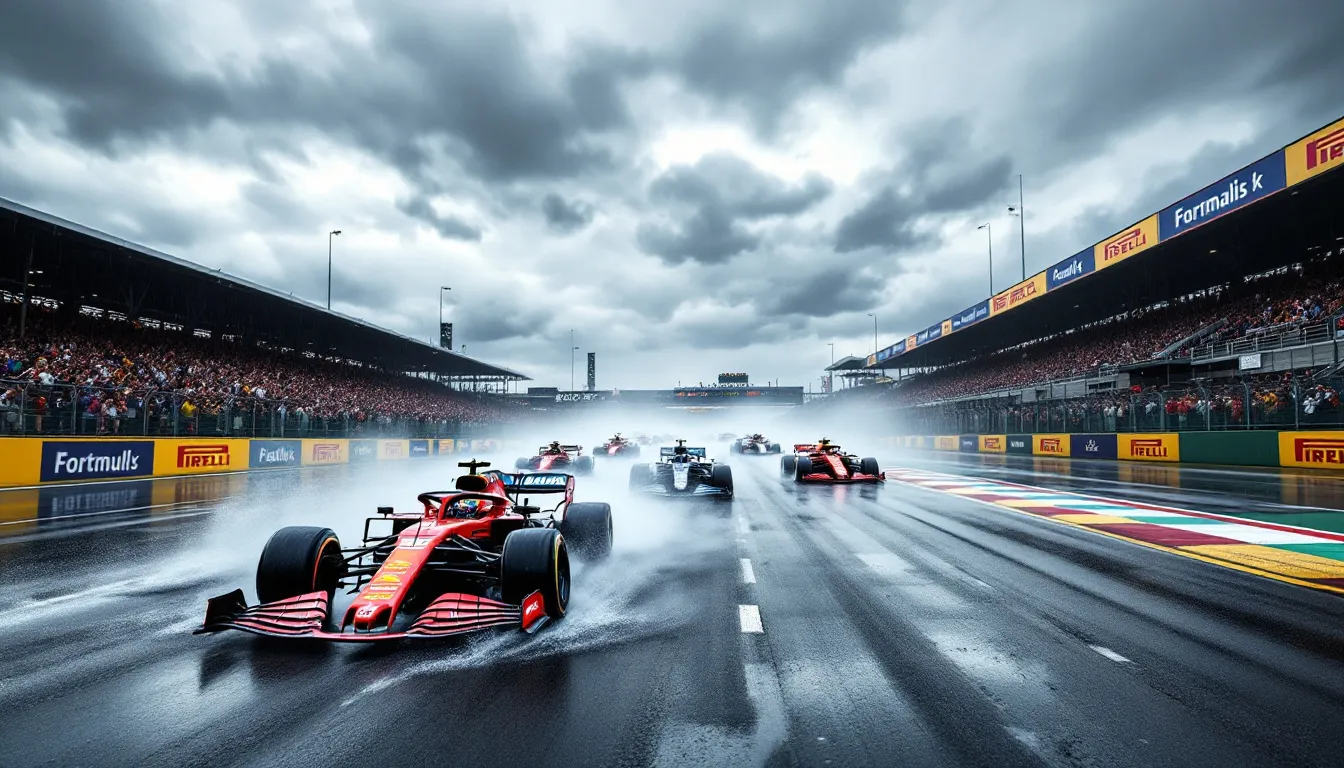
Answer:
[
  {"left": 740, "top": 558, "right": 757, "bottom": 584},
  {"left": 1088, "top": 645, "right": 1131, "bottom": 663},
  {"left": 739, "top": 604, "right": 764, "bottom": 633},
  {"left": 737, "top": 516, "right": 751, "bottom": 536}
]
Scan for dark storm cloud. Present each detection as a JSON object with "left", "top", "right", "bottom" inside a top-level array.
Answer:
[
  {"left": 542, "top": 194, "right": 595, "bottom": 234},
  {"left": 1019, "top": 0, "right": 1344, "bottom": 166},
  {"left": 666, "top": 0, "right": 909, "bottom": 134},
  {"left": 397, "top": 195, "right": 482, "bottom": 242},
  {"left": 637, "top": 153, "right": 832, "bottom": 264},
  {"left": 636, "top": 207, "right": 760, "bottom": 265},
  {"left": 761, "top": 268, "right": 884, "bottom": 319},
  {"left": 0, "top": 0, "right": 628, "bottom": 197},
  {"left": 649, "top": 153, "right": 834, "bottom": 219}
]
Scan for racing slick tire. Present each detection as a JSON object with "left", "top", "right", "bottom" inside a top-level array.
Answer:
[
  {"left": 574, "top": 455, "right": 595, "bottom": 474},
  {"left": 860, "top": 457, "right": 881, "bottom": 477},
  {"left": 780, "top": 455, "right": 796, "bottom": 478},
  {"left": 256, "top": 526, "right": 344, "bottom": 604},
  {"left": 515, "top": 457, "right": 532, "bottom": 470},
  {"left": 560, "top": 502, "right": 613, "bottom": 561},
  {"left": 730, "top": 442, "right": 741, "bottom": 454},
  {"left": 629, "top": 464, "right": 652, "bottom": 491},
  {"left": 710, "top": 464, "right": 734, "bottom": 499},
  {"left": 501, "top": 528, "right": 570, "bottom": 619},
  {"left": 794, "top": 457, "right": 814, "bottom": 482},
  {"left": 769, "top": 443, "right": 782, "bottom": 454}
]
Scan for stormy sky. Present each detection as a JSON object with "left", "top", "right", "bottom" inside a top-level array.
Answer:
[{"left": 1, "top": 0, "right": 1340, "bottom": 390}]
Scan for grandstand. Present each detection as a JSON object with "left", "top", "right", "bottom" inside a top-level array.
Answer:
[
  {"left": 841, "top": 115, "right": 1344, "bottom": 434},
  {"left": 0, "top": 196, "right": 528, "bottom": 438}
]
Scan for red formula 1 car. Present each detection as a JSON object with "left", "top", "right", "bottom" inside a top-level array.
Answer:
[
  {"left": 780, "top": 439, "right": 883, "bottom": 483},
  {"left": 599, "top": 433, "right": 641, "bottom": 458},
  {"left": 195, "top": 460, "right": 613, "bottom": 642},
  {"left": 515, "top": 441, "right": 594, "bottom": 474}
]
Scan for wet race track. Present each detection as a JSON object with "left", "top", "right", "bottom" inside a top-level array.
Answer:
[{"left": 2, "top": 452, "right": 1344, "bottom": 768}]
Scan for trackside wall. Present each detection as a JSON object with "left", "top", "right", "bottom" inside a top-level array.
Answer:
[
  {"left": 0, "top": 437, "right": 521, "bottom": 489},
  {"left": 883, "top": 431, "right": 1344, "bottom": 471}
]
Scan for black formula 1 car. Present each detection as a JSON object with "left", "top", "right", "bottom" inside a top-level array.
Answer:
[
  {"left": 599, "top": 434, "right": 641, "bottom": 458},
  {"left": 629, "top": 440, "right": 734, "bottom": 501},
  {"left": 516, "top": 441, "right": 594, "bottom": 474},
  {"left": 195, "top": 459, "right": 613, "bottom": 642},
  {"left": 730, "top": 433, "right": 782, "bottom": 454},
  {"left": 781, "top": 439, "right": 883, "bottom": 483}
]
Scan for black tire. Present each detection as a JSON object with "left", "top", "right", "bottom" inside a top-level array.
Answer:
[
  {"left": 560, "top": 502, "right": 613, "bottom": 561},
  {"left": 515, "top": 457, "right": 531, "bottom": 470},
  {"left": 629, "top": 464, "right": 651, "bottom": 490},
  {"left": 711, "top": 464, "right": 734, "bottom": 498},
  {"left": 769, "top": 443, "right": 781, "bottom": 453},
  {"left": 631, "top": 445, "right": 641, "bottom": 457},
  {"left": 256, "top": 526, "right": 344, "bottom": 604},
  {"left": 501, "top": 528, "right": 570, "bottom": 618},
  {"left": 730, "top": 442, "right": 740, "bottom": 454},
  {"left": 860, "top": 457, "right": 880, "bottom": 476},
  {"left": 794, "top": 456, "right": 813, "bottom": 481},
  {"left": 575, "top": 455, "right": 595, "bottom": 474},
  {"left": 780, "top": 455, "right": 796, "bottom": 477}
]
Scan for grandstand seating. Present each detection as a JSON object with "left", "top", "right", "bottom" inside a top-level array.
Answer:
[
  {"left": 0, "top": 306, "right": 516, "bottom": 436},
  {"left": 882, "top": 265, "right": 1343, "bottom": 407}
]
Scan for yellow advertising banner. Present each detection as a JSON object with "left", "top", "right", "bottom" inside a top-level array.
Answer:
[
  {"left": 378, "top": 440, "right": 410, "bottom": 461},
  {"left": 941, "top": 319, "right": 953, "bottom": 336},
  {"left": 302, "top": 438, "right": 349, "bottom": 466},
  {"left": 0, "top": 438, "right": 42, "bottom": 488},
  {"left": 1286, "top": 117, "right": 1344, "bottom": 187},
  {"left": 934, "top": 436, "right": 958, "bottom": 451},
  {"left": 906, "top": 335, "right": 917, "bottom": 353},
  {"left": 1117, "top": 433, "right": 1180, "bottom": 462},
  {"left": 153, "top": 438, "right": 251, "bottom": 477},
  {"left": 1033, "top": 434, "right": 1071, "bottom": 457},
  {"left": 1277, "top": 431, "right": 1344, "bottom": 469},
  {"left": 989, "top": 273, "right": 1047, "bottom": 317},
  {"left": 436, "top": 439, "right": 455, "bottom": 455},
  {"left": 978, "top": 435, "right": 1007, "bottom": 454},
  {"left": 1094, "top": 214, "right": 1158, "bottom": 272}
]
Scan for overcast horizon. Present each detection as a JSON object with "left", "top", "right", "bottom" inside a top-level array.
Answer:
[{"left": 2, "top": 0, "right": 1341, "bottom": 390}]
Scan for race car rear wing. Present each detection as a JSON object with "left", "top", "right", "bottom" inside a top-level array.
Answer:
[
  {"left": 660, "top": 447, "right": 707, "bottom": 457},
  {"left": 481, "top": 471, "right": 574, "bottom": 494},
  {"left": 536, "top": 445, "right": 583, "bottom": 454},
  {"left": 794, "top": 443, "right": 840, "bottom": 452}
]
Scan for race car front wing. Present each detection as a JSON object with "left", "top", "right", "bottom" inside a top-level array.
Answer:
[{"left": 196, "top": 589, "right": 548, "bottom": 641}]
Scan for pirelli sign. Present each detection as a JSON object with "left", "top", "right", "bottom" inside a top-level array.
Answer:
[
  {"left": 1118, "top": 433, "right": 1179, "bottom": 463},
  {"left": 1278, "top": 432, "right": 1344, "bottom": 469}
]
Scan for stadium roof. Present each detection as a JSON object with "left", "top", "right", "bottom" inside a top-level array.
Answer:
[
  {"left": 871, "top": 114, "right": 1344, "bottom": 370},
  {"left": 0, "top": 197, "right": 528, "bottom": 380},
  {"left": 826, "top": 356, "right": 870, "bottom": 372}
]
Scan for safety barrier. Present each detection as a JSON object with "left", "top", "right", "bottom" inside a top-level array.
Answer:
[
  {"left": 0, "top": 436, "right": 521, "bottom": 489},
  {"left": 893, "top": 431, "right": 1344, "bottom": 471}
]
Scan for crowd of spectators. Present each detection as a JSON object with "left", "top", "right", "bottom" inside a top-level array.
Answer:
[
  {"left": 0, "top": 306, "right": 517, "bottom": 435},
  {"left": 878, "top": 266, "right": 1344, "bottom": 408},
  {"left": 908, "top": 370, "right": 1342, "bottom": 434}
]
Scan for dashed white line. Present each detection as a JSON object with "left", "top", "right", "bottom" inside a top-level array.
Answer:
[
  {"left": 739, "top": 604, "right": 764, "bottom": 633},
  {"left": 737, "top": 516, "right": 751, "bottom": 536},
  {"left": 740, "top": 558, "right": 756, "bottom": 584},
  {"left": 1088, "top": 645, "right": 1131, "bottom": 663}
]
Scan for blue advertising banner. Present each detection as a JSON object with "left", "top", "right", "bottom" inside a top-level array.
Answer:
[
  {"left": 1046, "top": 250, "right": 1095, "bottom": 291},
  {"left": 916, "top": 328, "right": 930, "bottom": 344},
  {"left": 251, "top": 440, "right": 301, "bottom": 469},
  {"left": 1006, "top": 435, "right": 1033, "bottom": 455},
  {"left": 350, "top": 440, "right": 378, "bottom": 463},
  {"left": 1159, "top": 152, "right": 1287, "bottom": 241},
  {"left": 959, "top": 435, "right": 979, "bottom": 452},
  {"left": 950, "top": 300, "right": 990, "bottom": 331},
  {"left": 927, "top": 323, "right": 942, "bottom": 341},
  {"left": 409, "top": 439, "right": 431, "bottom": 457},
  {"left": 40, "top": 441, "right": 155, "bottom": 482},
  {"left": 1070, "top": 433, "right": 1118, "bottom": 460}
]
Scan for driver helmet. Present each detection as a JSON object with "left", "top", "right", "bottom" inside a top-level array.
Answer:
[
  {"left": 445, "top": 498, "right": 483, "bottom": 519},
  {"left": 548, "top": 441, "right": 563, "bottom": 453}
]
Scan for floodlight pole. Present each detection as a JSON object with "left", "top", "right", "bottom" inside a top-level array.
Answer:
[
  {"left": 327, "top": 229, "right": 342, "bottom": 310},
  {"left": 978, "top": 223, "right": 992, "bottom": 294}
]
